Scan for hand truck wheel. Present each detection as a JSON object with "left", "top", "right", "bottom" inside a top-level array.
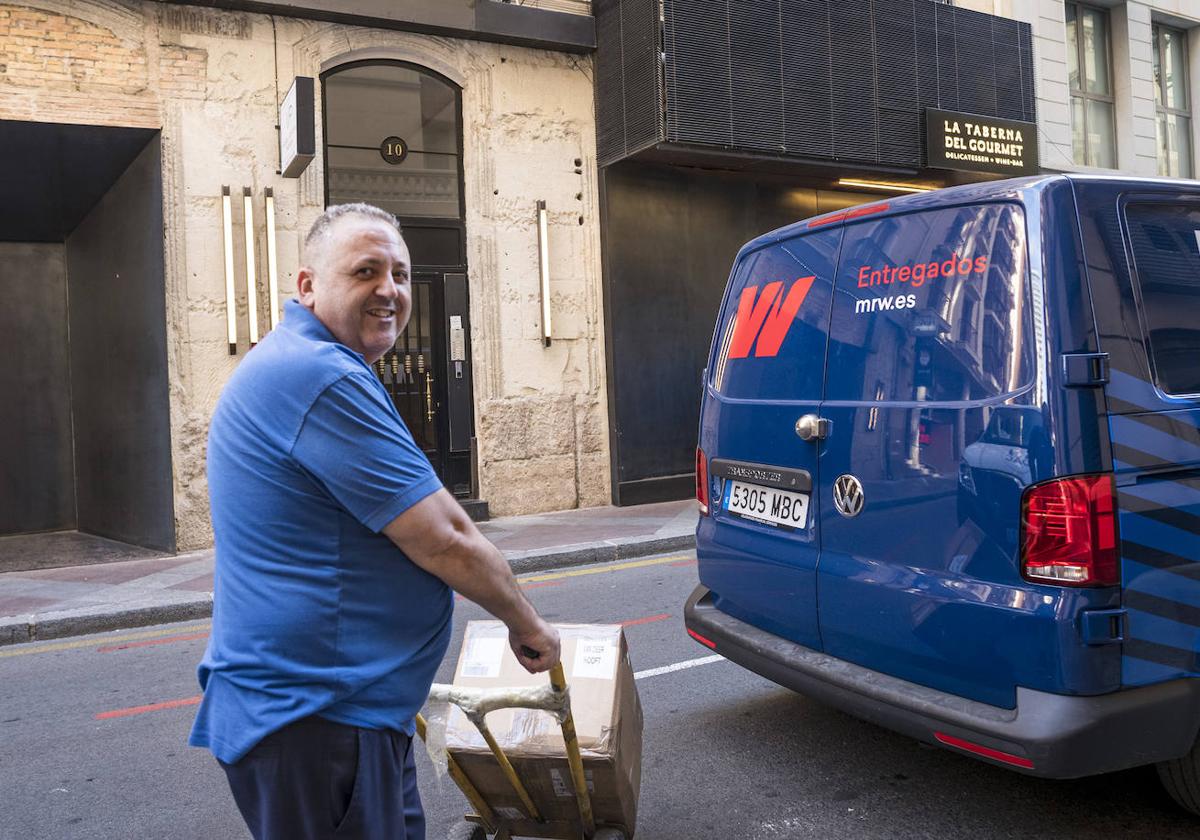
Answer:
[
  {"left": 593, "top": 829, "right": 628, "bottom": 840},
  {"left": 445, "top": 821, "right": 487, "bottom": 840}
]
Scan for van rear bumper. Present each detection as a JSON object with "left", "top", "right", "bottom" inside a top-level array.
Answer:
[{"left": 684, "top": 585, "right": 1200, "bottom": 778}]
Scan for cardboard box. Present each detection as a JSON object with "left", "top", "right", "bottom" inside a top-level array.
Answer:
[{"left": 443, "top": 622, "right": 643, "bottom": 837}]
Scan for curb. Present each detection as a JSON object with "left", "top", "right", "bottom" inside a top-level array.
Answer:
[
  {"left": 0, "top": 598, "right": 214, "bottom": 647},
  {"left": 506, "top": 533, "right": 696, "bottom": 574},
  {"left": 0, "top": 533, "right": 697, "bottom": 646}
]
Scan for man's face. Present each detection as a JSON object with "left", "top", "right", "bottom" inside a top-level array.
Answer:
[{"left": 297, "top": 217, "right": 411, "bottom": 364}]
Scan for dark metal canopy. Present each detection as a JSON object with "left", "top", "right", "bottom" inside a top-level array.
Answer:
[
  {"left": 596, "top": 0, "right": 1037, "bottom": 177},
  {"left": 0, "top": 121, "right": 158, "bottom": 242},
  {"left": 149, "top": 0, "right": 596, "bottom": 53}
]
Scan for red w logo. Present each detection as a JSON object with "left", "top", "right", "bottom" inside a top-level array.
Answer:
[{"left": 728, "top": 276, "right": 815, "bottom": 358}]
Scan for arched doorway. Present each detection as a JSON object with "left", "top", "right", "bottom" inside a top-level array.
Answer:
[{"left": 322, "top": 61, "right": 476, "bottom": 500}]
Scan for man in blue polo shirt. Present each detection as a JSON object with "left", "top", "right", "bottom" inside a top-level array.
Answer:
[{"left": 190, "top": 203, "right": 560, "bottom": 840}]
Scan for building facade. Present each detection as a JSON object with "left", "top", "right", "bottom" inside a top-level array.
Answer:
[
  {"left": 960, "top": 1, "right": 1200, "bottom": 177},
  {"left": 7, "top": 0, "right": 1188, "bottom": 564},
  {"left": 0, "top": 0, "right": 611, "bottom": 562}
]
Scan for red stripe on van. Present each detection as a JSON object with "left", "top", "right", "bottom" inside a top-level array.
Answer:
[
  {"left": 934, "top": 732, "right": 1034, "bottom": 769},
  {"left": 806, "top": 202, "right": 889, "bottom": 228}
]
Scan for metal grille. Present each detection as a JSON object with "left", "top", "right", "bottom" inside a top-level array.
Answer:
[
  {"left": 730, "top": 1, "right": 783, "bottom": 153},
  {"left": 876, "top": 2, "right": 921, "bottom": 155},
  {"left": 597, "top": 0, "right": 1037, "bottom": 169},
  {"left": 593, "top": 0, "right": 627, "bottom": 165},
  {"left": 781, "top": 0, "right": 833, "bottom": 159},
  {"left": 595, "top": 0, "right": 662, "bottom": 166},
  {"left": 622, "top": 0, "right": 662, "bottom": 153},
  {"left": 663, "top": 0, "right": 731, "bottom": 149}
]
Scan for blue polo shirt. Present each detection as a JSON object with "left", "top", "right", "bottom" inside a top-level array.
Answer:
[{"left": 189, "top": 299, "right": 450, "bottom": 764}]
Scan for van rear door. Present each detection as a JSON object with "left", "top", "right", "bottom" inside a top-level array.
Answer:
[
  {"left": 1077, "top": 186, "right": 1200, "bottom": 687},
  {"left": 697, "top": 226, "right": 840, "bottom": 651},
  {"left": 814, "top": 202, "right": 1044, "bottom": 709}
]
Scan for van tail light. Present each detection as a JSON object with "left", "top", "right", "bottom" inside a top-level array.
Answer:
[
  {"left": 1020, "top": 474, "right": 1119, "bottom": 586},
  {"left": 696, "top": 447, "right": 709, "bottom": 516}
]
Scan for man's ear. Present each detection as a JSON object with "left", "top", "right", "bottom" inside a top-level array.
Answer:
[{"left": 296, "top": 266, "right": 317, "bottom": 308}]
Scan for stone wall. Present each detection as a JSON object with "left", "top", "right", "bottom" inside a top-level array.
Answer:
[{"left": 0, "top": 0, "right": 609, "bottom": 549}]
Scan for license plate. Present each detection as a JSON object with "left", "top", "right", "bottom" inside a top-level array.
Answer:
[{"left": 723, "top": 480, "right": 809, "bottom": 529}]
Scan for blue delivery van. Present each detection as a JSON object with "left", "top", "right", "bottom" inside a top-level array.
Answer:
[{"left": 685, "top": 175, "right": 1200, "bottom": 813}]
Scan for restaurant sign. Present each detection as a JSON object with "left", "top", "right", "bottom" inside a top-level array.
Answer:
[{"left": 925, "top": 108, "right": 1038, "bottom": 177}]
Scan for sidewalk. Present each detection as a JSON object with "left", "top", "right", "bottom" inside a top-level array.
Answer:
[{"left": 0, "top": 499, "right": 697, "bottom": 646}]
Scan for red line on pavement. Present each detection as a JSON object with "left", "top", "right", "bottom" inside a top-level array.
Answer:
[
  {"left": 619, "top": 613, "right": 671, "bottom": 627},
  {"left": 670, "top": 559, "right": 697, "bottom": 567},
  {"left": 95, "top": 695, "right": 202, "bottom": 720},
  {"left": 97, "top": 632, "right": 210, "bottom": 653}
]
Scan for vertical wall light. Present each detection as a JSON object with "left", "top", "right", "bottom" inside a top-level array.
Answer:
[
  {"left": 221, "top": 186, "right": 237, "bottom": 355},
  {"left": 264, "top": 187, "right": 280, "bottom": 330},
  {"left": 536, "top": 200, "right": 552, "bottom": 347},
  {"left": 242, "top": 187, "right": 260, "bottom": 346}
]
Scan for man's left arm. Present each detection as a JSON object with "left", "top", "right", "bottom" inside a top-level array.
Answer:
[{"left": 382, "top": 489, "right": 560, "bottom": 673}]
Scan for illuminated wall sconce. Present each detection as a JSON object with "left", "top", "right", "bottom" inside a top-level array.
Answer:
[
  {"left": 536, "top": 199, "right": 551, "bottom": 347},
  {"left": 221, "top": 186, "right": 237, "bottom": 355},
  {"left": 242, "top": 187, "right": 260, "bottom": 346},
  {"left": 264, "top": 187, "right": 280, "bottom": 331}
]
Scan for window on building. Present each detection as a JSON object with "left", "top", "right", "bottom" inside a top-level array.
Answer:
[
  {"left": 1124, "top": 202, "right": 1200, "bottom": 396},
  {"left": 323, "top": 63, "right": 463, "bottom": 220},
  {"left": 1066, "top": 3, "right": 1117, "bottom": 168},
  {"left": 1153, "top": 24, "right": 1193, "bottom": 178}
]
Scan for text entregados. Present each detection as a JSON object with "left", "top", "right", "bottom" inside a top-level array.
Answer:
[{"left": 857, "top": 254, "right": 988, "bottom": 289}]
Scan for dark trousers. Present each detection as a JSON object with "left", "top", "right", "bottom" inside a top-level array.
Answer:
[{"left": 219, "top": 714, "right": 425, "bottom": 840}]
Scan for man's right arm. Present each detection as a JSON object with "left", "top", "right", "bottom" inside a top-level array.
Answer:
[{"left": 382, "top": 488, "right": 560, "bottom": 673}]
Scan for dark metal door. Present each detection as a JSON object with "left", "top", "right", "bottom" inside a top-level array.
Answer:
[
  {"left": 322, "top": 60, "right": 476, "bottom": 496},
  {"left": 373, "top": 274, "right": 448, "bottom": 475}
]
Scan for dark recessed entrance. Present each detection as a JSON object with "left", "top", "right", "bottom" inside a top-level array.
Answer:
[
  {"left": 0, "top": 120, "right": 174, "bottom": 572},
  {"left": 322, "top": 61, "right": 481, "bottom": 512}
]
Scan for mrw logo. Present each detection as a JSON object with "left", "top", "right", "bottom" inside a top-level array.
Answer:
[{"left": 729, "top": 276, "right": 815, "bottom": 358}]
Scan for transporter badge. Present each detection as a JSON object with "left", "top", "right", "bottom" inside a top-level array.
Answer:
[{"left": 833, "top": 474, "right": 865, "bottom": 518}]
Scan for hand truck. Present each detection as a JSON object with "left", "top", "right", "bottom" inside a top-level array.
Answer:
[{"left": 417, "top": 661, "right": 630, "bottom": 840}]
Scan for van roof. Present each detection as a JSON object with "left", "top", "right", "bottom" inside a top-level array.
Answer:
[{"left": 738, "top": 173, "right": 1200, "bottom": 260}]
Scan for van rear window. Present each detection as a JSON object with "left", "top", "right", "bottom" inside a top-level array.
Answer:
[
  {"left": 709, "top": 227, "right": 840, "bottom": 401},
  {"left": 825, "top": 203, "right": 1033, "bottom": 402},
  {"left": 1124, "top": 202, "right": 1200, "bottom": 396}
]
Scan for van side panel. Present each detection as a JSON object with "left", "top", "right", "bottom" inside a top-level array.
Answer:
[
  {"left": 814, "top": 197, "right": 1120, "bottom": 708},
  {"left": 1074, "top": 181, "right": 1200, "bottom": 688},
  {"left": 1036, "top": 180, "right": 1112, "bottom": 477},
  {"left": 1117, "top": 471, "right": 1200, "bottom": 685}
]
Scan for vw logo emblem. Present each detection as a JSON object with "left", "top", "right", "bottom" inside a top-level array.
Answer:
[{"left": 833, "top": 474, "right": 865, "bottom": 518}]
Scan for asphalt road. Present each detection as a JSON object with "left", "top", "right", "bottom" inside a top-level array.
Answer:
[{"left": 2, "top": 550, "right": 1197, "bottom": 839}]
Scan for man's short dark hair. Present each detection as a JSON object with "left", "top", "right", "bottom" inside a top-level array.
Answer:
[{"left": 303, "top": 203, "right": 403, "bottom": 267}]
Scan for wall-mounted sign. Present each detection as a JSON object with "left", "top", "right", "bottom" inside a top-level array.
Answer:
[
  {"left": 926, "top": 108, "right": 1038, "bottom": 177},
  {"left": 380, "top": 136, "right": 409, "bottom": 165},
  {"left": 279, "top": 76, "right": 315, "bottom": 178}
]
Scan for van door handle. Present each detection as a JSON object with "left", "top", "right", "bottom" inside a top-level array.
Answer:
[{"left": 795, "top": 414, "right": 831, "bottom": 441}]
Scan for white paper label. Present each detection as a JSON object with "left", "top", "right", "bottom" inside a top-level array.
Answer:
[
  {"left": 572, "top": 639, "right": 617, "bottom": 680},
  {"left": 550, "top": 767, "right": 593, "bottom": 798},
  {"left": 461, "top": 636, "right": 505, "bottom": 678}
]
